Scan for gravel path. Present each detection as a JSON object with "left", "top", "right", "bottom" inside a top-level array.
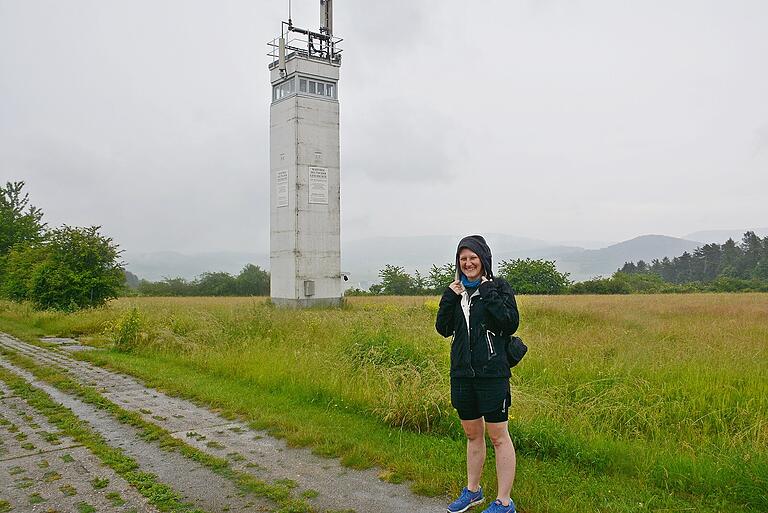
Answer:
[
  {"left": 0, "top": 333, "right": 448, "bottom": 513},
  {"left": 0, "top": 354, "right": 273, "bottom": 513},
  {"left": 0, "top": 381, "right": 158, "bottom": 513}
]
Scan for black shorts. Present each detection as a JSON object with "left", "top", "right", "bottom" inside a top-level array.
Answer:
[{"left": 450, "top": 377, "right": 511, "bottom": 423}]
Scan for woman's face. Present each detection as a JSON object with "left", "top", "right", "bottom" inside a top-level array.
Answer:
[{"left": 459, "top": 248, "right": 484, "bottom": 281}]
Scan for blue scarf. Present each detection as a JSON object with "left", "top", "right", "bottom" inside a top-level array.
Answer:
[{"left": 460, "top": 275, "right": 481, "bottom": 288}]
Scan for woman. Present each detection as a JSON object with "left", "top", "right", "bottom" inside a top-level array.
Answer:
[{"left": 435, "top": 235, "right": 520, "bottom": 513}]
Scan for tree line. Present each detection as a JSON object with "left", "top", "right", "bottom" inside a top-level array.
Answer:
[
  {"left": 620, "top": 232, "right": 767, "bottom": 282},
  {"left": 569, "top": 231, "right": 768, "bottom": 294},
  {"left": 132, "top": 265, "right": 270, "bottom": 296},
  {"left": 0, "top": 181, "right": 124, "bottom": 310},
  {"left": 352, "top": 232, "right": 768, "bottom": 296},
  {"left": 3, "top": 179, "right": 764, "bottom": 304},
  {"left": 347, "top": 258, "right": 572, "bottom": 296}
]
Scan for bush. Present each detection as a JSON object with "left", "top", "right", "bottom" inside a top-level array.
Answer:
[
  {"left": 3, "top": 226, "right": 124, "bottom": 310},
  {"left": 426, "top": 263, "right": 454, "bottom": 294},
  {"left": 498, "top": 258, "right": 571, "bottom": 294},
  {"left": 613, "top": 272, "right": 668, "bottom": 293},
  {"left": 377, "top": 265, "right": 420, "bottom": 295},
  {"left": 570, "top": 276, "right": 632, "bottom": 294},
  {"left": 1, "top": 242, "right": 39, "bottom": 301},
  {"left": 707, "top": 276, "right": 768, "bottom": 292},
  {"left": 111, "top": 307, "right": 143, "bottom": 352},
  {"left": 136, "top": 264, "right": 270, "bottom": 297}
]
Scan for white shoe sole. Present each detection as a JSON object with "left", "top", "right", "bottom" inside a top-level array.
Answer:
[{"left": 447, "top": 498, "right": 484, "bottom": 513}]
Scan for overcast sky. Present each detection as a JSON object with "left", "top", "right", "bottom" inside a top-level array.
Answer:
[{"left": 1, "top": 0, "right": 766, "bottom": 254}]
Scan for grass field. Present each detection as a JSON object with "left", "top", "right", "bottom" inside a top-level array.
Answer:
[{"left": 1, "top": 294, "right": 766, "bottom": 513}]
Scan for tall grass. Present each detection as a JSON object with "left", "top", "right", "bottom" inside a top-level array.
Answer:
[{"left": 1, "top": 294, "right": 766, "bottom": 511}]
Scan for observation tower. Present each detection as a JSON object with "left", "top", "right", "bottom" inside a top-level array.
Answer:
[{"left": 267, "top": 0, "right": 343, "bottom": 307}]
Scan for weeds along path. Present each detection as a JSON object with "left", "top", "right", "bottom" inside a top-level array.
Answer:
[
  {"left": 0, "top": 333, "right": 447, "bottom": 513},
  {"left": 0, "top": 380, "right": 158, "bottom": 513},
  {"left": 0, "top": 352, "right": 274, "bottom": 513}
]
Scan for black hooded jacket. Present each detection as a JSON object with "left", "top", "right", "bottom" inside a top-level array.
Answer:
[{"left": 435, "top": 235, "right": 520, "bottom": 378}]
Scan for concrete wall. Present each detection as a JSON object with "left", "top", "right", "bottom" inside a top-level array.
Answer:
[{"left": 269, "top": 55, "right": 341, "bottom": 306}]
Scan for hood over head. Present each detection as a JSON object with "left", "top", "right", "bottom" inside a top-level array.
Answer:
[{"left": 455, "top": 235, "right": 493, "bottom": 281}]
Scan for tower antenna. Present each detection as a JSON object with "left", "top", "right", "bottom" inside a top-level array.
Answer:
[{"left": 320, "top": 0, "right": 333, "bottom": 36}]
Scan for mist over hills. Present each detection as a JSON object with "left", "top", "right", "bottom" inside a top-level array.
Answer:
[
  {"left": 342, "top": 234, "right": 702, "bottom": 286},
  {"left": 550, "top": 235, "right": 702, "bottom": 281},
  {"left": 125, "top": 229, "right": 767, "bottom": 286}
]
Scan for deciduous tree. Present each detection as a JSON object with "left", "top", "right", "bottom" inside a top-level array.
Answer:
[{"left": 498, "top": 258, "right": 571, "bottom": 294}]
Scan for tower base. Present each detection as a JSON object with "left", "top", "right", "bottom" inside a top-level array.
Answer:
[{"left": 270, "top": 297, "right": 343, "bottom": 308}]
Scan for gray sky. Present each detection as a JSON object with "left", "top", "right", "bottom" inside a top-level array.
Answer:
[{"left": 1, "top": 0, "right": 767, "bottom": 254}]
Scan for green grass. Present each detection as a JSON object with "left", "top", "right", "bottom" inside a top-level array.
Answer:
[
  {"left": 59, "top": 484, "right": 77, "bottom": 497},
  {"left": 91, "top": 477, "right": 109, "bottom": 489},
  {"left": 106, "top": 491, "right": 126, "bottom": 507},
  {"left": 76, "top": 502, "right": 96, "bottom": 513},
  {"left": 1, "top": 295, "right": 767, "bottom": 512}
]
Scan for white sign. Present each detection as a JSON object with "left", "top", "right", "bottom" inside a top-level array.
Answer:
[
  {"left": 308, "top": 167, "right": 329, "bottom": 205},
  {"left": 276, "top": 170, "right": 289, "bottom": 208}
]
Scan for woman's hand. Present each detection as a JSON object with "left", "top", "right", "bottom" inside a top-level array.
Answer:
[
  {"left": 481, "top": 275, "right": 490, "bottom": 283},
  {"left": 449, "top": 280, "right": 465, "bottom": 296}
]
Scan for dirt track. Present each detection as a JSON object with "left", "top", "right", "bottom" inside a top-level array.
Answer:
[{"left": 0, "top": 333, "right": 447, "bottom": 513}]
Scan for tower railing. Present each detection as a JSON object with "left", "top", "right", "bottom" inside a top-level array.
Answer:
[{"left": 267, "top": 29, "right": 343, "bottom": 67}]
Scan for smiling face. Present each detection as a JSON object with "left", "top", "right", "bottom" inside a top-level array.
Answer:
[{"left": 459, "top": 248, "right": 484, "bottom": 282}]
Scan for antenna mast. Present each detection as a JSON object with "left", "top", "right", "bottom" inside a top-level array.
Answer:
[
  {"left": 268, "top": 0, "right": 342, "bottom": 65},
  {"left": 320, "top": 0, "right": 333, "bottom": 36}
]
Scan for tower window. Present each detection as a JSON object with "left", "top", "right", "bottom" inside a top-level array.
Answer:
[
  {"left": 274, "top": 77, "right": 337, "bottom": 101},
  {"left": 296, "top": 77, "right": 337, "bottom": 99},
  {"left": 272, "top": 77, "right": 297, "bottom": 102}
]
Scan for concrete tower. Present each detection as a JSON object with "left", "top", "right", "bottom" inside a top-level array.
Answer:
[{"left": 268, "top": 1, "right": 343, "bottom": 307}]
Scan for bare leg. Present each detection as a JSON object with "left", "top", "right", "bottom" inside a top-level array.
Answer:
[
  {"left": 461, "top": 418, "right": 486, "bottom": 491},
  {"left": 486, "top": 421, "right": 516, "bottom": 505}
]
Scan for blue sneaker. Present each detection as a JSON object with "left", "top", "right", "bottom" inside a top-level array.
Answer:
[
  {"left": 481, "top": 498, "right": 516, "bottom": 513},
  {"left": 447, "top": 486, "right": 484, "bottom": 513}
]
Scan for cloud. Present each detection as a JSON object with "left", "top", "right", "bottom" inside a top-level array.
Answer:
[{"left": 343, "top": 100, "right": 462, "bottom": 183}]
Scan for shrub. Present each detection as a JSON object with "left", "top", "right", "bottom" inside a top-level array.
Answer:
[
  {"left": 570, "top": 276, "right": 631, "bottom": 294},
  {"left": 111, "top": 308, "right": 143, "bottom": 352},
  {"left": 498, "top": 258, "right": 571, "bottom": 294},
  {"left": 29, "top": 226, "right": 124, "bottom": 310}
]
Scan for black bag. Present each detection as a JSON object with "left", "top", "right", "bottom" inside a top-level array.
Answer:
[{"left": 505, "top": 335, "right": 528, "bottom": 368}]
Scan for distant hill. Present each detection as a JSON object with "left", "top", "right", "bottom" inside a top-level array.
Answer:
[{"left": 553, "top": 235, "right": 702, "bottom": 281}]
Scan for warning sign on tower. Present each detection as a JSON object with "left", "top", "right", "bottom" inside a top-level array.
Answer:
[
  {"left": 308, "top": 167, "right": 329, "bottom": 205},
  {"left": 276, "top": 169, "right": 289, "bottom": 208}
]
